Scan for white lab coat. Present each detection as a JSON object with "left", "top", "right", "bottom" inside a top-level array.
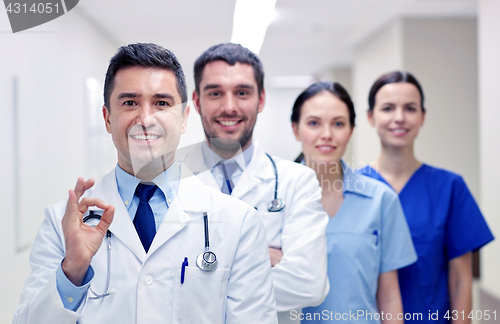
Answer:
[
  {"left": 13, "top": 165, "right": 277, "bottom": 324},
  {"left": 179, "top": 141, "right": 329, "bottom": 313}
]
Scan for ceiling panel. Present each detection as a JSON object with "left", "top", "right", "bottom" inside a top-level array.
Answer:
[
  {"left": 75, "top": 0, "right": 236, "bottom": 84},
  {"left": 261, "top": 0, "right": 476, "bottom": 75},
  {"left": 74, "top": 0, "right": 477, "bottom": 79}
]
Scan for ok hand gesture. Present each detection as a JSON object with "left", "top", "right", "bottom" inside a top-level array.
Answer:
[{"left": 61, "top": 177, "right": 115, "bottom": 286}]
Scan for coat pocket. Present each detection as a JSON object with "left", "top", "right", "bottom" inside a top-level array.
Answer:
[{"left": 172, "top": 266, "right": 230, "bottom": 324}]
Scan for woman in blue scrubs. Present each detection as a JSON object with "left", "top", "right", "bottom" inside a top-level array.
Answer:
[
  {"left": 358, "top": 71, "right": 494, "bottom": 324},
  {"left": 291, "top": 81, "right": 417, "bottom": 323}
]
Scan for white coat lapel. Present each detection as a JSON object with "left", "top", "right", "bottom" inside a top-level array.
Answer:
[
  {"left": 90, "top": 169, "right": 147, "bottom": 263},
  {"left": 194, "top": 170, "right": 219, "bottom": 190},
  {"left": 147, "top": 164, "right": 209, "bottom": 255},
  {"left": 178, "top": 140, "right": 275, "bottom": 200},
  {"left": 177, "top": 142, "right": 220, "bottom": 190},
  {"left": 230, "top": 166, "right": 255, "bottom": 200},
  {"left": 231, "top": 142, "right": 274, "bottom": 200}
]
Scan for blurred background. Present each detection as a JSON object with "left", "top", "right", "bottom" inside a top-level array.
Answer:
[{"left": 1, "top": 0, "right": 499, "bottom": 322}]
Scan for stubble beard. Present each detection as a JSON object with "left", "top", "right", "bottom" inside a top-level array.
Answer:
[{"left": 199, "top": 107, "right": 256, "bottom": 158}]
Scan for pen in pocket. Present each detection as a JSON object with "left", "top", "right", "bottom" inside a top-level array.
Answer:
[
  {"left": 181, "top": 257, "right": 188, "bottom": 284},
  {"left": 373, "top": 230, "right": 379, "bottom": 246}
]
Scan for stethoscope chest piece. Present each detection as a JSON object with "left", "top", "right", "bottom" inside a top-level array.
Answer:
[
  {"left": 196, "top": 250, "right": 218, "bottom": 271},
  {"left": 264, "top": 153, "right": 286, "bottom": 212},
  {"left": 268, "top": 198, "right": 285, "bottom": 212},
  {"left": 197, "top": 212, "right": 218, "bottom": 272}
]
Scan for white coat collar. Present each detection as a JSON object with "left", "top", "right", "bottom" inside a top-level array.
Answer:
[
  {"left": 200, "top": 141, "right": 254, "bottom": 173},
  {"left": 226, "top": 140, "right": 275, "bottom": 199},
  {"left": 178, "top": 139, "right": 276, "bottom": 199},
  {"left": 90, "top": 164, "right": 210, "bottom": 263},
  {"left": 247, "top": 140, "right": 276, "bottom": 181},
  {"left": 176, "top": 142, "right": 220, "bottom": 190}
]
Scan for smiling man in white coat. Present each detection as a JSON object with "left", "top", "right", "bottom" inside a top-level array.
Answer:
[
  {"left": 180, "top": 43, "right": 329, "bottom": 322},
  {"left": 13, "top": 43, "right": 277, "bottom": 324}
]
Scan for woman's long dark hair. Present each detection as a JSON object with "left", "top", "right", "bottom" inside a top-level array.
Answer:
[
  {"left": 291, "top": 81, "right": 355, "bottom": 127},
  {"left": 368, "top": 71, "right": 425, "bottom": 112}
]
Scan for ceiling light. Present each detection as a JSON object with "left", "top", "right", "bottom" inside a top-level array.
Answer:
[
  {"left": 231, "top": 0, "right": 277, "bottom": 54},
  {"left": 266, "top": 76, "right": 317, "bottom": 89}
]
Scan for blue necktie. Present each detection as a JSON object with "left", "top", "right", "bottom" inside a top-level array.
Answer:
[
  {"left": 133, "top": 183, "right": 157, "bottom": 253},
  {"left": 220, "top": 162, "right": 237, "bottom": 195}
]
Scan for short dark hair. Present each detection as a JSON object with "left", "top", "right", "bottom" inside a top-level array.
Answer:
[
  {"left": 103, "top": 43, "right": 187, "bottom": 111},
  {"left": 194, "top": 43, "right": 264, "bottom": 94},
  {"left": 290, "top": 81, "right": 356, "bottom": 127},
  {"left": 368, "top": 71, "right": 425, "bottom": 112}
]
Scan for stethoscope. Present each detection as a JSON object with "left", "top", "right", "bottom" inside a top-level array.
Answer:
[
  {"left": 264, "top": 153, "right": 286, "bottom": 212},
  {"left": 217, "top": 153, "right": 285, "bottom": 212},
  {"left": 196, "top": 212, "right": 218, "bottom": 271},
  {"left": 195, "top": 154, "right": 285, "bottom": 271},
  {"left": 83, "top": 210, "right": 115, "bottom": 299},
  {"left": 83, "top": 209, "right": 219, "bottom": 299}
]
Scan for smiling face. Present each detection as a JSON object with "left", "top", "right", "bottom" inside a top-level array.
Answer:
[
  {"left": 103, "top": 66, "right": 189, "bottom": 178},
  {"left": 292, "top": 91, "right": 354, "bottom": 167},
  {"left": 193, "top": 61, "right": 264, "bottom": 153},
  {"left": 368, "top": 82, "right": 425, "bottom": 149}
]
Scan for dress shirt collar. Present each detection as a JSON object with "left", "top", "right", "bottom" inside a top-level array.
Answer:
[
  {"left": 115, "top": 162, "right": 180, "bottom": 206},
  {"left": 201, "top": 141, "right": 254, "bottom": 171}
]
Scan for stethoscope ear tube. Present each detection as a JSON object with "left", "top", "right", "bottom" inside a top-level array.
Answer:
[
  {"left": 89, "top": 234, "right": 112, "bottom": 299},
  {"left": 203, "top": 212, "right": 209, "bottom": 249},
  {"left": 197, "top": 212, "right": 218, "bottom": 271},
  {"left": 83, "top": 210, "right": 114, "bottom": 299},
  {"left": 265, "top": 153, "right": 286, "bottom": 212}
]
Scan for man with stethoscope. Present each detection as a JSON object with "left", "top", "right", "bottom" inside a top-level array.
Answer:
[
  {"left": 13, "top": 43, "right": 277, "bottom": 324},
  {"left": 180, "top": 43, "right": 329, "bottom": 322}
]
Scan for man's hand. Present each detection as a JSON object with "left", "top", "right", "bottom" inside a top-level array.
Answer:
[
  {"left": 61, "top": 177, "right": 115, "bottom": 286},
  {"left": 269, "top": 247, "right": 283, "bottom": 267}
]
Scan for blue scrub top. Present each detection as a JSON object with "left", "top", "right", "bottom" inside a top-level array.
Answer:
[
  {"left": 302, "top": 163, "right": 417, "bottom": 323},
  {"left": 359, "top": 164, "right": 494, "bottom": 323}
]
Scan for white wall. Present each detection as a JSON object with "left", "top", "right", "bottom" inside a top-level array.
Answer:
[
  {"left": 0, "top": 10, "right": 116, "bottom": 322},
  {"left": 254, "top": 87, "right": 304, "bottom": 161},
  {"left": 478, "top": 0, "right": 500, "bottom": 301},
  {"left": 352, "top": 21, "right": 403, "bottom": 167},
  {"left": 403, "top": 18, "right": 479, "bottom": 197}
]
